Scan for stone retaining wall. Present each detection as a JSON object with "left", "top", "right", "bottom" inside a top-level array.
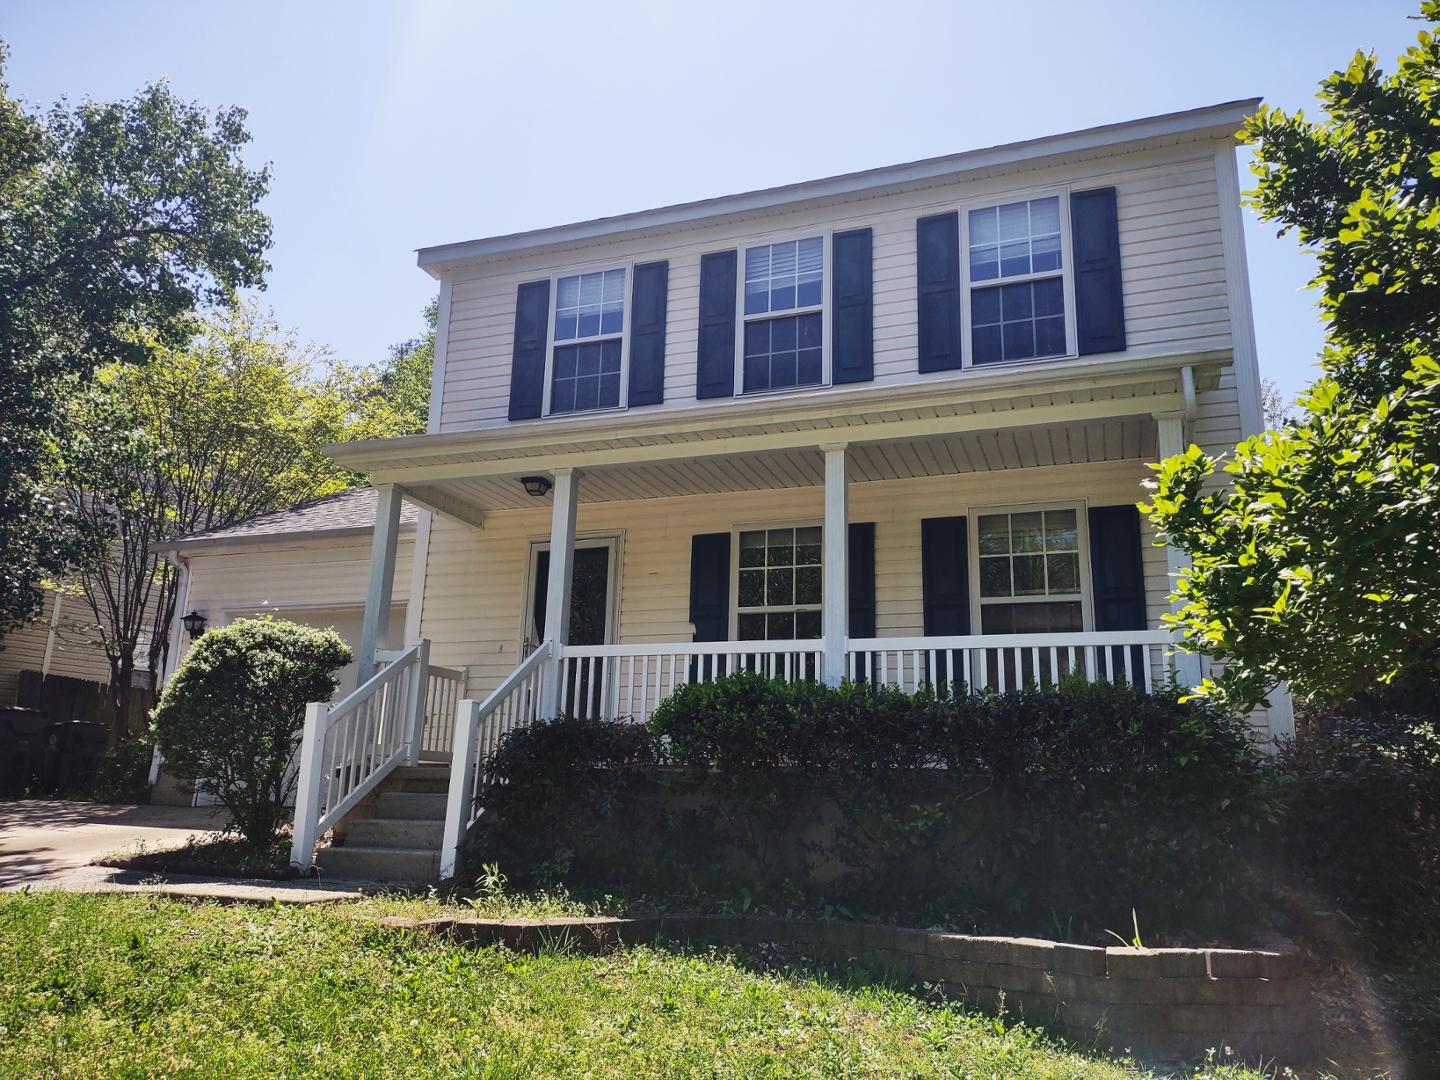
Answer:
[{"left": 384, "top": 913, "right": 1315, "bottom": 1066}]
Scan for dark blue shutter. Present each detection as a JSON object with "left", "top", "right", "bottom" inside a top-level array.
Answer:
[
  {"left": 916, "top": 212, "right": 962, "bottom": 372},
  {"left": 921, "top": 516, "right": 970, "bottom": 635},
  {"left": 847, "top": 522, "right": 876, "bottom": 637},
  {"left": 832, "top": 228, "right": 874, "bottom": 384},
  {"left": 508, "top": 280, "right": 550, "bottom": 420},
  {"left": 688, "top": 532, "right": 731, "bottom": 642},
  {"left": 1088, "top": 504, "right": 1147, "bottom": 685},
  {"left": 1088, "top": 505, "right": 1146, "bottom": 631},
  {"left": 628, "top": 261, "right": 668, "bottom": 406},
  {"left": 1071, "top": 187, "right": 1127, "bottom": 355},
  {"left": 696, "top": 251, "right": 737, "bottom": 399}
]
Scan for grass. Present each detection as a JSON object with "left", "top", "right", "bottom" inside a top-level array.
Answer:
[
  {"left": 95, "top": 832, "right": 295, "bottom": 879},
  {"left": 0, "top": 892, "right": 1272, "bottom": 1079}
]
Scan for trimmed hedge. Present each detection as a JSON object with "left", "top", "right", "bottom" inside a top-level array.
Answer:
[{"left": 469, "top": 674, "right": 1277, "bottom": 935}]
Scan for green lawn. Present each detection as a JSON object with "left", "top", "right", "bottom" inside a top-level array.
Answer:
[{"left": 0, "top": 893, "right": 1265, "bottom": 1079}]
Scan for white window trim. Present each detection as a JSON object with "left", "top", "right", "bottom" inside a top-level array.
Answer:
[
  {"left": 957, "top": 185, "right": 1079, "bottom": 371},
  {"left": 518, "top": 532, "right": 624, "bottom": 653},
  {"left": 728, "top": 519, "right": 824, "bottom": 639},
  {"left": 541, "top": 259, "right": 636, "bottom": 418},
  {"left": 732, "top": 228, "right": 834, "bottom": 398},
  {"left": 967, "top": 500, "right": 1093, "bottom": 633}
]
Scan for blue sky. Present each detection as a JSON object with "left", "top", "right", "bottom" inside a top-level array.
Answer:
[{"left": 4, "top": 0, "right": 1422, "bottom": 401}]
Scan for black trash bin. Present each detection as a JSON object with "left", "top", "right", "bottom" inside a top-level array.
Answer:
[
  {"left": 42, "top": 720, "right": 109, "bottom": 795},
  {"left": 0, "top": 706, "right": 50, "bottom": 796}
]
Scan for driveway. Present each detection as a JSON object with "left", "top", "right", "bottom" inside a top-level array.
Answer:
[{"left": 0, "top": 800, "right": 227, "bottom": 889}]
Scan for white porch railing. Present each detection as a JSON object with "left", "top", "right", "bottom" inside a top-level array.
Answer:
[
  {"left": 557, "top": 640, "right": 826, "bottom": 726},
  {"left": 376, "top": 648, "right": 466, "bottom": 760},
  {"left": 847, "top": 630, "right": 1174, "bottom": 694},
  {"left": 438, "top": 641, "right": 550, "bottom": 880},
  {"left": 290, "top": 639, "right": 432, "bottom": 870}
]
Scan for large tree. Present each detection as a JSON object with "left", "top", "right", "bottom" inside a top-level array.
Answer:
[
  {"left": 0, "top": 45, "right": 271, "bottom": 639},
  {"left": 59, "top": 302, "right": 413, "bottom": 739},
  {"left": 373, "top": 298, "right": 437, "bottom": 435},
  {"left": 1143, "top": 4, "right": 1440, "bottom": 713}
]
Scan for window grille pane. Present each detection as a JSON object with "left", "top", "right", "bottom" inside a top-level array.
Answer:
[
  {"left": 1044, "top": 509, "right": 1078, "bottom": 550},
  {"left": 739, "top": 530, "right": 766, "bottom": 567},
  {"left": 1011, "top": 512, "right": 1044, "bottom": 553},
  {"left": 978, "top": 514, "right": 1010, "bottom": 555},
  {"left": 1013, "top": 554, "right": 1046, "bottom": 595},
  {"left": 971, "top": 279, "right": 1066, "bottom": 365},
  {"left": 737, "top": 613, "right": 766, "bottom": 640},
  {"left": 1047, "top": 552, "right": 1080, "bottom": 593},
  {"left": 968, "top": 196, "right": 1062, "bottom": 284},
  {"left": 980, "top": 555, "right": 1012, "bottom": 597}
]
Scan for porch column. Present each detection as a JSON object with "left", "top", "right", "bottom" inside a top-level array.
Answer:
[
  {"left": 538, "top": 468, "right": 579, "bottom": 718},
  {"left": 821, "top": 444, "right": 849, "bottom": 686},
  {"left": 1154, "top": 413, "right": 1203, "bottom": 687},
  {"left": 357, "top": 483, "right": 404, "bottom": 685}
]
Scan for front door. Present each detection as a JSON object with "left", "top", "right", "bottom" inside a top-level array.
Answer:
[{"left": 525, "top": 542, "right": 615, "bottom": 654}]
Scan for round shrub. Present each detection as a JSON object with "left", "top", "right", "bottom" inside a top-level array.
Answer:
[{"left": 151, "top": 617, "right": 351, "bottom": 851}]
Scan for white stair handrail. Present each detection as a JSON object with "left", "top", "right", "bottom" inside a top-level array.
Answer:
[{"left": 290, "top": 639, "right": 431, "bottom": 871}]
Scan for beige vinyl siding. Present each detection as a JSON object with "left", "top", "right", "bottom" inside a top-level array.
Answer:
[
  {"left": 0, "top": 588, "right": 111, "bottom": 704},
  {"left": 438, "top": 142, "right": 1233, "bottom": 433},
  {"left": 417, "top": 459, "right": 1169, "bottom": 700},
  {"left": 174, "top": 538, "right": 414, "bottom": 678}
]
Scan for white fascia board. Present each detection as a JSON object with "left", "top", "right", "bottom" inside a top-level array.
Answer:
[{"left": 416, "top": 99, "right": 1259, "bottom": 278}]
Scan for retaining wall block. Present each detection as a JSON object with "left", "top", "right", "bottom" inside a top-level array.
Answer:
[
  {"left": 1106, "top": 947, "right": 1210, "bottom": 980},
  {"left": 1052, "top": 942, "right": 1108, "bottom": 976},
  {"left": 1206, "top": 947, "right": 1302, "bottom": 980}
]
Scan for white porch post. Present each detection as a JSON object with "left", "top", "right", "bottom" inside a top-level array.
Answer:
[
  {"left": 538, "top": 468, "right": 579, "bottom": 717},
  {"left": 357, "top": 483, "right": 404, "bottom": 685},
  {"left": 821, "top": 444, "right": 849, "bottom": 686},
  {"left": 1155, "top": 413, "right": 1203, "bottom": 688}
]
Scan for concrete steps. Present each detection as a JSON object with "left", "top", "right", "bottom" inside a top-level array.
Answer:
[{"left": 314, "top": 764, "right": 449, "bottom": 885}]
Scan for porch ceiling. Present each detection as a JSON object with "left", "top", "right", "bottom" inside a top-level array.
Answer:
[{"left": 403, "top": 416, "right": 1159, "bottom": 514}]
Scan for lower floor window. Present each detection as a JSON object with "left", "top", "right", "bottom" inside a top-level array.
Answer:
[
  {"left": 551, "top": 339, "right": 621, "bottom": 413},
  {"left": 976, "top": 507, "right": 1084, "bottom": 633},
  {"left": 743, "top": 313, "right": 822, "bottom": 393},
  {"left": 736, "top": 525, "right": 822, "bottom": 639}
]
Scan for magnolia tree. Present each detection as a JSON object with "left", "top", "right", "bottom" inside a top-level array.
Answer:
[
  {"left": 1144, "top": 5, "right": 1440, "bottom": 713},
  {"left": 151, "top": 618, "right": 350, "bottom": 851}
]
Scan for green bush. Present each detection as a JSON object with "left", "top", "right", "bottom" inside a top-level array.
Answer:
[
  {"left": 1277, "top": 680, "right": 1440, "bottom": 939},
  {"left": 469, "top": 673, "right": 1277, "bottom": 936},
  {"left": 91, "top": 735, "right": 154, "bottom": 804},
  {"left": 151, "top": 617, "right": 350, "bottom": 851}
]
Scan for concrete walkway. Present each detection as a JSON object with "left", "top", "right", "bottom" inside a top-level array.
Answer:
[{"left": 0, "top": 799, "right": 365, "bottom": 903}]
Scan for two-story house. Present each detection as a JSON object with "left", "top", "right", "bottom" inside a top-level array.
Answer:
[{"left": 278, "top": 100, "right": 1276, "bottom": 881}]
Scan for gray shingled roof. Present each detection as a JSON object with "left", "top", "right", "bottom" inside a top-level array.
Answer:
[{"left": 162, "top": 488, "right": 419, "bottom": 549}]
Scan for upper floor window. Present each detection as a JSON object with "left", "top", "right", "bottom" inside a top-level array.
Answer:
[
  {"left": 742, "top": 238, "right": 824, "bottom": 394},
  {"left": 966, "top": 195, "right": 1069, "bottom": 365},
  {"left": 550, "top": 268, "right": 625, "bottom": 414}
]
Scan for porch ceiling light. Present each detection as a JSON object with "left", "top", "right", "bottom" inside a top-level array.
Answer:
[
  {"left": 520, "top": 475, "right": 552, "bottom": 498},
  {"left": 181, "top": 610, "right": 207, "bottom": 640}
]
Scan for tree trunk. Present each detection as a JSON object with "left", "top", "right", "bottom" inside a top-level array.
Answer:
[{"left": 109, "top": 652, "right": 134, "bottom": 746}]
